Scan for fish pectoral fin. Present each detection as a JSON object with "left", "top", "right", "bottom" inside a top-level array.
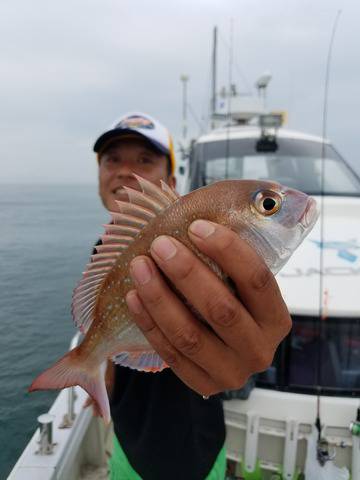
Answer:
[
  {"left": 113, "top": 350, "right": 168, "bottom": 373},
  {"left": 29, "top": 349, "right": 110, "bottom": 424}
]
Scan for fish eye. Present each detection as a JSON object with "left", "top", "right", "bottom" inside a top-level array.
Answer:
[{"left": 254, "top": 190, "right": 282, "bottom": 216}]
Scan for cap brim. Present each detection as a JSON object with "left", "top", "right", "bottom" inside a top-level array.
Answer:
[{"left": 93, "top": 128, "right": 169, "bottom": 156}]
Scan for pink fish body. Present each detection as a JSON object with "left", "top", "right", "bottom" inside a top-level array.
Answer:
[{"left": 29, "top": 175, "right": 318, "bottom": 422}]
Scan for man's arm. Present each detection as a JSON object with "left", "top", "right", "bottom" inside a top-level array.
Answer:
[{"left": 125, "top": 220, "right": 291, "bottom": 397}]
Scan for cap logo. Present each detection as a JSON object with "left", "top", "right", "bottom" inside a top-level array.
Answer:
[{"left": 117, "top": 115, "right": 154, "bottom": 130}]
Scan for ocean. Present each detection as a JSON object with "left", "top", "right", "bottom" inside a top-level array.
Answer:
[{"left": 0, "top": 184, "right": 105, "bottom": 479}]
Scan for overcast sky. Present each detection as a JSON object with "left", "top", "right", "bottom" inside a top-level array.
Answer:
[{"left": 1, "top": 0, "right": 359, "bottom": 184}]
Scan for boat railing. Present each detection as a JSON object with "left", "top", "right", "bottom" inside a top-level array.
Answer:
[
  {"left": 7, "top": 331, "right": 111, "bottom": 480},
  {"left": 59, "top": 332, "right": 82, "bottom": 429}
]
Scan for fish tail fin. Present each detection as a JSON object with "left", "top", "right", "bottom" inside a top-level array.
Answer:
[{"left": 29, "top": 347, "right": 110, "bottom": 424}]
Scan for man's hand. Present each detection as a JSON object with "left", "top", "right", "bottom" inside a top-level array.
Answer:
[{"left": 125, "top": 220, "right": 291, "bottom": 397}]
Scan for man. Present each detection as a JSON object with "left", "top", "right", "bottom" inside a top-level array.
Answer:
[{"left": 90, "top": 112, "right": 291, "bottom": 480}]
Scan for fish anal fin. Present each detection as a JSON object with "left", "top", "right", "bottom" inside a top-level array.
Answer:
[{"left": 113, "top": 350, "right": 168, "bottom": 373}]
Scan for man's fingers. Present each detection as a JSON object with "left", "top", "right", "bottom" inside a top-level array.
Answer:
[
  {"left": 126, "top": 221, "right": 292, "bottom": 391},
  {"left": 127, "top": 257, "right": 252, "bottom": 385},
  {"left": 147, "top": 234, "right": 269, "bottom": 364},
  {"left": 125, "top": 289, "right": 221, "bottom": 396},
  {"left": 188, "top": 220, "right": 291, "bottom": 342}
]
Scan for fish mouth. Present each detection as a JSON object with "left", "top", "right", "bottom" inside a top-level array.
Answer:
[{"left": 300, "top": 197, "right": 319, "bottom": 229}]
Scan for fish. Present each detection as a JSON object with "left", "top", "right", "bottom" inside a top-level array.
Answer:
[{"left": 29, "top": 175, "right": 319, "bottom": 423}]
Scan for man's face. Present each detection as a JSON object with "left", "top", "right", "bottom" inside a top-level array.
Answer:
[{"left": 98, "top": 138, "right": 176, "bottom": 212}]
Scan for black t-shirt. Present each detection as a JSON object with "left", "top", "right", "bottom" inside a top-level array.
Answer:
[
  {"left": 110, "top": 365, "right": 225, "bottom": 480},
  {"left": 93, "top": 241, "right": 225, "bottom": 479}
]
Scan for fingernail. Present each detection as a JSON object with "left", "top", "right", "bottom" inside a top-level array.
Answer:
[
  {"left": 130, "top": 259, "right": 152, "bottom": 285},
  {"left": 189, "top": 220, "right": 215, "bottom": 239},
  {"left": 151, "top": 236, "right": 177, "bottom": 261},
  {"left": 126, "top": 290, "right": 143, "bottom": 314}
]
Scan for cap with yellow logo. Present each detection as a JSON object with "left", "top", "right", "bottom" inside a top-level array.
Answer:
[{"left": 93, "top": 112, "right": 176, "bottom": 174}]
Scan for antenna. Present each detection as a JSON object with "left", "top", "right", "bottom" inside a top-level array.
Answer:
[
  {"left": 315, "top": 9, "right": 342, "bottom": 458},
  {"left": 180, "top": 74, "right": 189, "bottom": 141},
  {"left": 211, "top": 26, "right": 218, "bottom": 129},
  {"left": 227, "top": 18, "right": 234, "bottom": 122},
  {"left": 225, "top": 18, "right": 234, "bottom": 179}
]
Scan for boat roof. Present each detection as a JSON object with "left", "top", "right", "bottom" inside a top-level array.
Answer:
[{"left": 196, "top": 125, "right": 330, "bottom": 145}]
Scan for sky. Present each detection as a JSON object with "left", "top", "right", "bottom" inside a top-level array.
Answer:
[{"left": 1, "top": 0, "right": 359, "bottom": 185}]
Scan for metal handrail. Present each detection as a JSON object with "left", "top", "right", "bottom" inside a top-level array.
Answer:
[{"left": 59, "top": 332, "right": 82, "bottom": 429}]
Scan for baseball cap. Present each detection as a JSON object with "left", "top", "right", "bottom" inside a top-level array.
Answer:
[{"left": 94, "top": 112, "right": 176, "bottom": 174}]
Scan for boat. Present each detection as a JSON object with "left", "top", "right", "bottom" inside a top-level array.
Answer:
[
  {"left": 177, "top": 24, "right": 360, "bottom": 475},
  {"left": 8, "top": 108, "right": 360, "bottom": 480},
  {"left": 8, "top": 27, "right": 360, "bottom": 480},
  {"left": 186, "top": 113, "right": 360, "bottom": 479}
]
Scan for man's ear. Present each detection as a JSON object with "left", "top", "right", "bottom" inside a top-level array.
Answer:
[{"left": 168, "top": 175, "right": 177, "bottom": 190}]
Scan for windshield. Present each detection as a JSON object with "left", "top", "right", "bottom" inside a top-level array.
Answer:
[
  {"left": 191, "top": 137, "right": 360, "bottom": 195},
  {"left": 256, "top": 314, "right": 360, "bottom": 397}
]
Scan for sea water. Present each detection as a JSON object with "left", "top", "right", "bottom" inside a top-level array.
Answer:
[{"left": 0, "top": 184, "right": 105, "bottom": 479}]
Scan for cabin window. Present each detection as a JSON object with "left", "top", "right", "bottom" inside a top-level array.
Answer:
[
  {"left": 256, "top": 315, "right": 360, "bottom": 396},
  {"left": 243, "top": 155, "right": 268, "bottom": 179},
  {"left": 192, "top": 138, "right": 360, "bottom": 196},
  {"left": 313, "top": 157, "right": 360, "bottom": 194}
]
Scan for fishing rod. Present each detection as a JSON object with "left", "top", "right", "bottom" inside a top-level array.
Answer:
[{"left": 315, "top": 9, "right": 342, "bottom": 466}]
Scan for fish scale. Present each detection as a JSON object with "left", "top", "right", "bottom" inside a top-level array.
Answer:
[{"left": 29, "top": 175, "right": 319, "bottom": 423}]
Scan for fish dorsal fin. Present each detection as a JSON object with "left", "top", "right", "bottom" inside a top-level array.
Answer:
[
  {"left": 110, "top": 212, "right": 148, "bottom": 228},
  {"left": 134, "top": 174, "right": 176, "bottom": 206},
  {"left": 100, "top": 234, "right": 134, "bottom": 245},
  {"left": 71, "top": 174, "right": 179, "bottom": 334},
  {"left": 160, "top": 179, "right": 179, "bottom": 201},
  {"left": 115, "top": 200, "right": 156, "bottom": 221},
  {"left": 103, "top": 223, "right": 140, "bottom": 236},
  {"left": 123, "top": 187, "right": 165, "bottom": 213},
  {"left": 71, "top": 270, "right": 109, "bottom": 333}
]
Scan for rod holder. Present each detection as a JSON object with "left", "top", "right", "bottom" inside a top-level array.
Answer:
[
  {"left": 36, "top": 414, "right": 56, "bottom": 455},
  {"left": 59, "top": 333, "right": 81, "bottom": 429},
  {"left": 59, "top": 387, "right": 77, "bottom": 428}
]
